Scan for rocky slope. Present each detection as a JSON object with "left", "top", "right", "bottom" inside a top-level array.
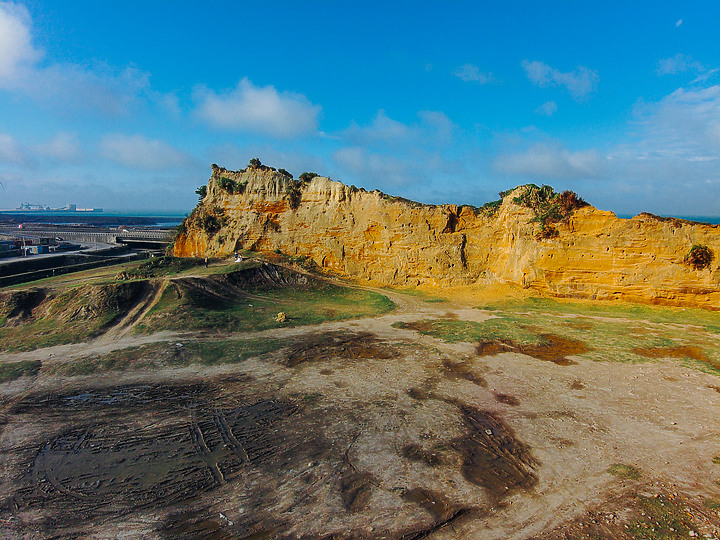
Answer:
[{"left": 174, "top": 164, "right": 720, "bottom": 308}]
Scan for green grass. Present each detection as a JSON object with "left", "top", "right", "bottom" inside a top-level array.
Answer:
[
  {"left": 392, "top": 318, "right": 541, "bottom": 345},
  {"left": 138, "top": 282, "right": 395, "bottom": 334},
  {"left": 0, "top": 359, "right": 41, "bottom": 383},
  {"left": 0, "top": 281, "right": 145, "bottom": 352},
  {"left": 608, "top": 463, "right": 642, "bottom": 480},
  {"left": 626, "top": 495, "right": 696, "bottom": 539},
  {"left": 386, "top": 287, "right": 447, "bottom": 303},
  {"left": 393, "top": 295, "right": 720, "bottom": 376},
  {"left": 51, "top": 337, "right": 285, "bottom": 376}
]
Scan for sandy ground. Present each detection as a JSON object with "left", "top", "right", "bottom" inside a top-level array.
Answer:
[{"left": 1, "top": 286, "right": 720, "bottom": 538}]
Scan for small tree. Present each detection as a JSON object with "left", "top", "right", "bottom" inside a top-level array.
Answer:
[
  {"left": 278, "top": 168, "right": 293, "bottom": 179},
  {"left": 249, "top": 157, "right": 261, "bottom": 168},
  {"left": 195, "top": 185, "right": 207, "bottom": 202}
]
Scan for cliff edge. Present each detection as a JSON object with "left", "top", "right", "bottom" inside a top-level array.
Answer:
[{"left": 174, "top": 163, "right": 720, "bottom": 309}]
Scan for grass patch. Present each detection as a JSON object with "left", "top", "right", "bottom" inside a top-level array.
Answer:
[
  {"left": 464, "top": 297, "right": 720, "bottom": 374},
  {"left": 394, "top": 295, "right": 720, "bottom": 376},
  {"left": 386, "top": 287, "right": 447, "bottom": 303},
  {"left": 0, "top": 359, "right": 41, "bottom": 383},
  {"left": 626, "top": 495, "right": 696, "bottom": 539},
  {"left": 138, "top": 277, "right": 395, "bottom": 334},
  {"left": 116, "top": 256, "right": 205, "bottom": 279},
  {"left": 713, "top": 456, "right": 720, "bottom": 465},
  {"left": 608, "top": 463, "right": 642, "bottom": 480},
  {"left": 0, "top": 281, "right": 148, "bottom": 352},
  {"left": 392, "top": 318, "right": 540, "bottom": 345},
  {"left": 52, "top": 338, "right": 285, "bottom": 376}
]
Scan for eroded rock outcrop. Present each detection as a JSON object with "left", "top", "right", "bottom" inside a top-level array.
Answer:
[{"left": 174, "top": 164, "right": 720, "bottom": 308}]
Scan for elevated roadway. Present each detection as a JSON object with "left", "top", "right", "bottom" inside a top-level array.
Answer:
[{"left": 0, "top": 225, "right": 174, "bottom": 248}]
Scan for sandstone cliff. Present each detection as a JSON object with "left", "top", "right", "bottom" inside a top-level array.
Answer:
[{"left": 174, "top": 164, "right": 720, "bottom": 308}]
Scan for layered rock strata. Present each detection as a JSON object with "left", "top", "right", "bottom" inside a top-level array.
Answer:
[{"left": 174, "top": 165, "right": 720, "bottom": 308}]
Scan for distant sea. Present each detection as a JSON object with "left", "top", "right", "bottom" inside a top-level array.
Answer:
[
  {"left": 618, "top": 214, "right": 720, "bottom": 225},
  {"left": 0, "top": 209, "right": 189, "bottom": 228}
]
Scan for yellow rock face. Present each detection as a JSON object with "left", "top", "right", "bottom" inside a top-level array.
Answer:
[{"left": 175, "top": 166, "right": 720, "bottom": 309}]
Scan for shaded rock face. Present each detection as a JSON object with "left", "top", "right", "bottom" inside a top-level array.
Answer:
[{"left": 175, "top": 166, "right": 720, "bottom": 308}]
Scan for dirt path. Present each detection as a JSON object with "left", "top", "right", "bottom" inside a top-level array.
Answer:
[{"left": 100, "top": 280, "right": 168, "bottom": 342}]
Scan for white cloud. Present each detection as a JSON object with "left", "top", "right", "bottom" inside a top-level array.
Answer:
[
  {"left": 35, "top": 132, "right": 81, "bottom": 162},
  {"left": 535, "top": 101, "right": 558, "bottom": 116},
  {"left": 676, "top": 19, "right": 683, "bottom": 27},
  {"left": 657, "top": 53, "right": 704, "bottom": 76},
  {"left": 633, "top": 85, "right": 720, "bottom": 155},
  {"left": 494, "top": 143, "right": 602, "bottom": 180},
  {"left": 0, "top": 133, "right": 25, "bottom": 164},
  {"left": 331, "top": 110, "right": 465, "bottom": 197},
  {"left": 193, "top": 78, "right": 321, "bottom": 138},
  {"left": 453, "top": 64, "right": 493, "bottom": 83},
  {"left": 100, "top": 134, "right": 191, "bottom": 169},
  {"left": 0, "top": 2, "right": 42, "bottom": 83},
  {"left": 333, "top": 147, "right": 418, "bottom": 186},
  {"left": 343, "top": 109, "right": 456, "bottom": 148},
  {"left": 0, "top": 3, "right": 154, "bottom": 117},
  {"left": 522, "top": 60, "right": 599, "bottom": 101}
]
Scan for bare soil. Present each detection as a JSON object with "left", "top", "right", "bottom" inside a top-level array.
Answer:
[{"left": 1, "top": 268, "right": 720, "bottom": 538}]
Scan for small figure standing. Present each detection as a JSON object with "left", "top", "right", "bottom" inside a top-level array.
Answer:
[{"left": 204, "top": 257, "right": 208, "bottom": 268}]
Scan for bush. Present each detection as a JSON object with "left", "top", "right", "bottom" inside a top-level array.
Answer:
[
  {"left": 286, "top": 182, "right": 302, "bottom": 209},
  {"left": 249, "top": 157, "right": 261, "bottom": 168},
  {"left": 685, "top": 244, "right": 714, "bottom": 270},
  {"left": 278, "top": 168, "right": 293, "bottom": 179},
  {"left": 217, "top": 176, "right": 236, "bottom": 192},
  {"left": 175, "top": 218, "right": 188, "bottom": 236},
  {"left": 299, "top": 172, "right": 318, "bottom": 183},
  {"left": 480, "top": 199, "right": 502, "bottom": 216},
  {"left": 195, "top": 185, "right": 207, "bottom": 202},
  {"left": 507, "top": 184, "right": 588, "bottom": 239}
]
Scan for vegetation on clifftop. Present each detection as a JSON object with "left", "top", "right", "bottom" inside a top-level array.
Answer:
[{"left": 503, "top": 184, "right": 588, "bottom": 238}]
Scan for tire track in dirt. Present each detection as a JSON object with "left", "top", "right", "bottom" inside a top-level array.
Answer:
[{"left": 99, "top": 280, "right": 168, "bottom": 342}]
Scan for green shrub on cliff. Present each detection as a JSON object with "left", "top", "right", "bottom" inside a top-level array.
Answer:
[
  {"left": 217, "top": 176, "right": 236, "bottom": 192},
  {"left": 195, "top": 185, "right": 207, "bottom": 202},
  {"left": 507, "top": 184, "right": 588, "bottom": 238},
  {"left": 685, "top": 244, "right": 714, "bottom": 270},
  {"left": 299, "top": 172, "right": 318, "bottom": 183},
  {"left": 479, "top": 199, "right": 502, "bottom": 216}
]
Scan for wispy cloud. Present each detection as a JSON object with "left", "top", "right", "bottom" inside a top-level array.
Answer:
[
  {"left": 657, "top": 53, "right": 704, "bottom": 76},
  {"left": 342, "top": 110, "right": 456, "bottom": 148},
  {"left": 0, "top": 2, "right": 41, "bottom": 82},
  {"left": 193, "top": 78, "right": 321, "bottom": 138},
  {"left": 494, "top": 142, "right": 602, "bottom": 180},
  {"left": 453, "top": 64, "right": 493, "bottom": 83},
  {"left": 535, "top": 101, "right": 558, "bottom": 116},
  {"left": 522, "top": 60, "right": 599, "bottom": 101},
  {"left": 100, "top": 134, "right": 192, "bottom": 169},
  {"left": 0, "top": 133, "right": 26, "bottom": 164},
  {"left": 0, "top": 2, "right": 153, "bottom": 116},
  {"left": 676, "top": 19, "right": 683, "bottom": 27},
  {"left": 35, "top": 132, "right": 82, "bottom": 162}
]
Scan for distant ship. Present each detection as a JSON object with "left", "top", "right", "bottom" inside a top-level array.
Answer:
[{"left": 3, "top": 203, "right": 103, "bottom": 213}]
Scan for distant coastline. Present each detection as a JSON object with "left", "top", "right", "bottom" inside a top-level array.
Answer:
[
  {"left": 0, "top": 209, "right": 188, "bottom": 228},
  {"left": 618, "top": 214, "right": 720, "bottom": 225}
]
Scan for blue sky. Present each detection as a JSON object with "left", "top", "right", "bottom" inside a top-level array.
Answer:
[{"left": 0, "top": 1, "right": 719, "bottom": 215}]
